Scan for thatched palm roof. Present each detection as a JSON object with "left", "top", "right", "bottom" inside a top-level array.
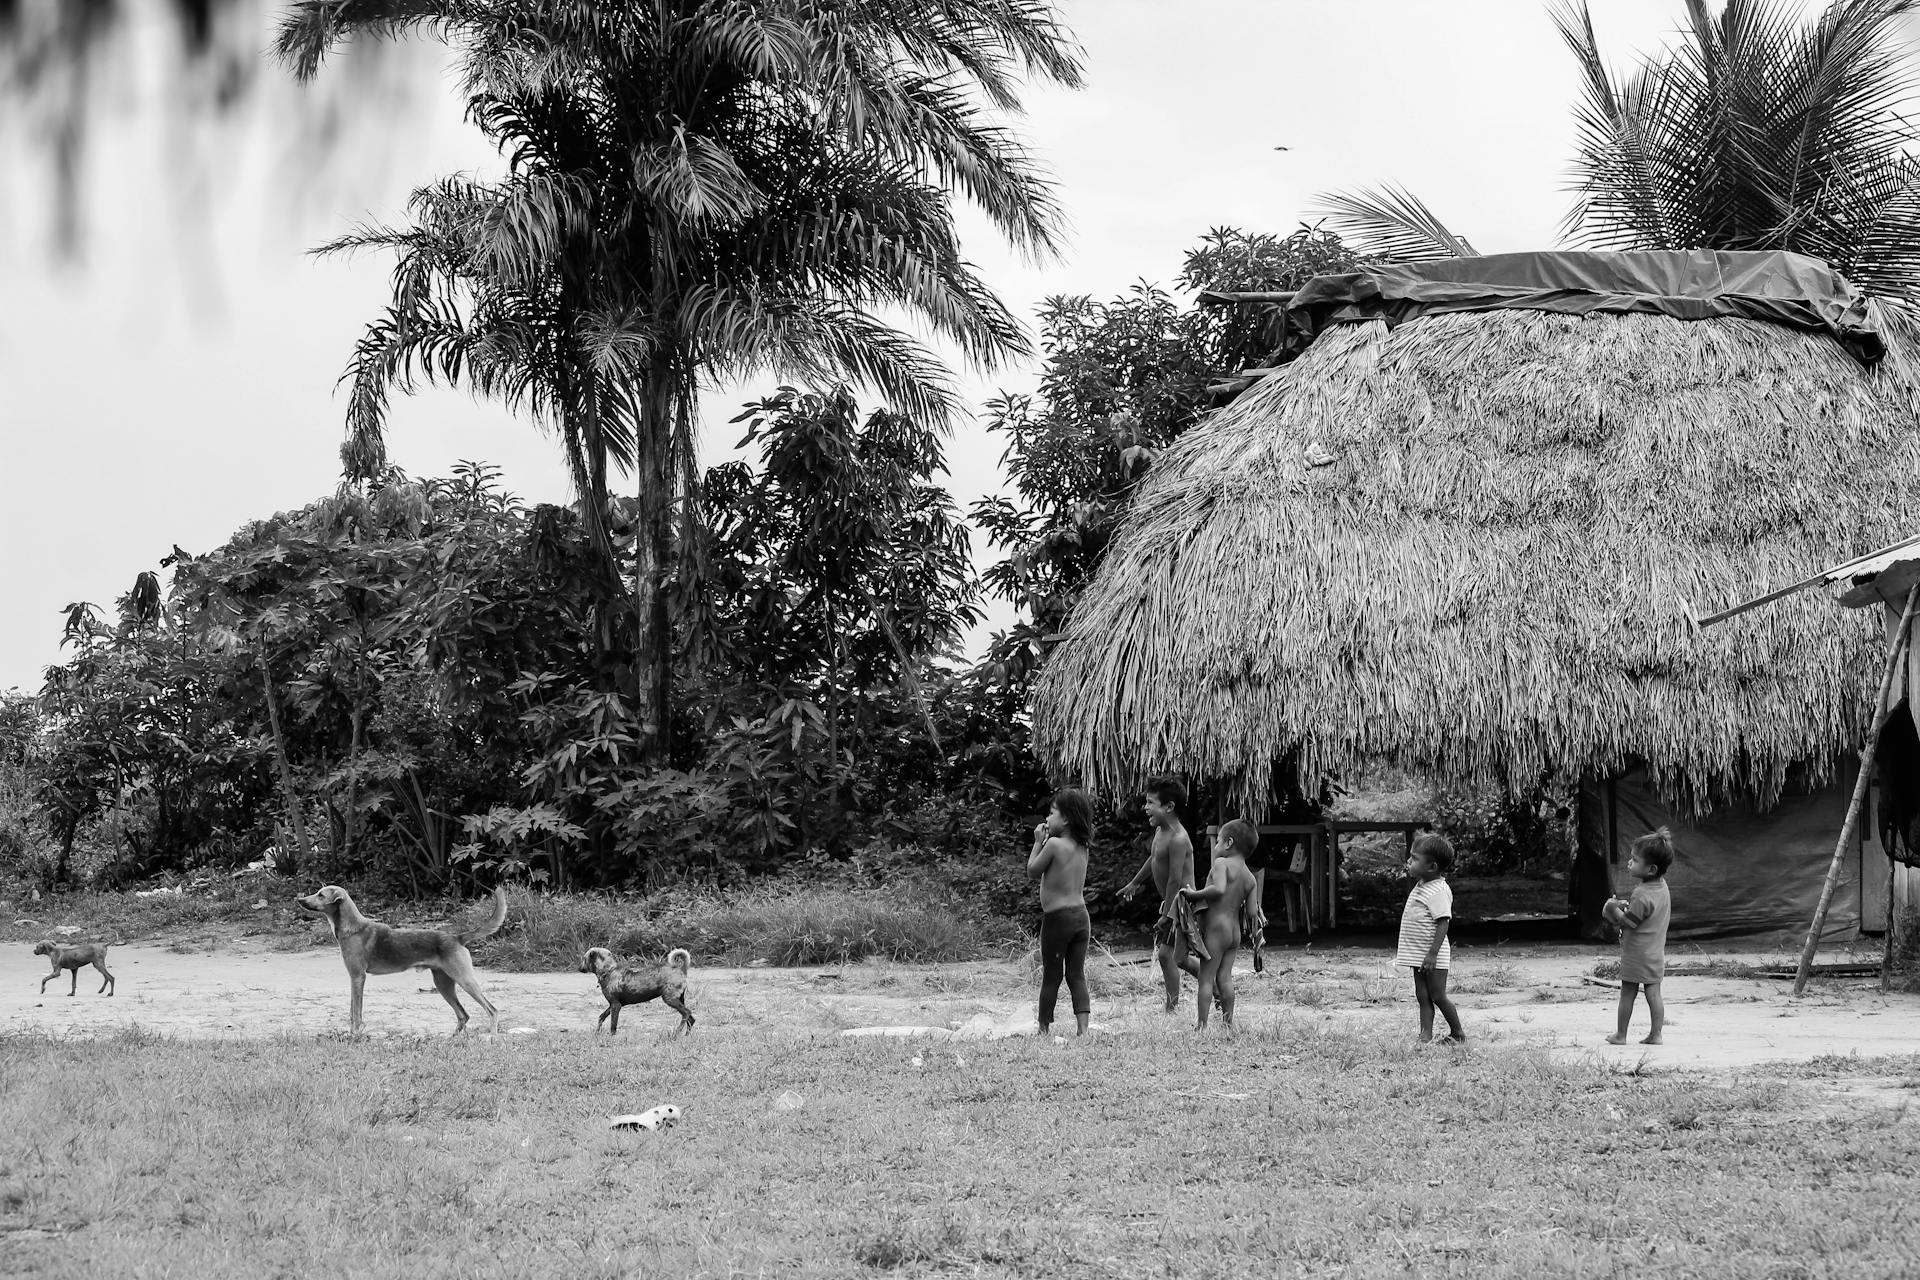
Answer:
[{"left": 1031, "top": 282, "right": 1920, "bottom": 813}]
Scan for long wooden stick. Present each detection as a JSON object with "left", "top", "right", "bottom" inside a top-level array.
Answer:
[
  {"left": 1697, "top": 531, "right": 1920, "bottom": 628},
  {"left": 1795, "top": 582, "right": 1920, "bottom": 994}
]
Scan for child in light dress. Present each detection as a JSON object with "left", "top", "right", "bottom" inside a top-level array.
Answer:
[{"left": 1604, "top": 828, "right": 1674, "bottom": 1045}]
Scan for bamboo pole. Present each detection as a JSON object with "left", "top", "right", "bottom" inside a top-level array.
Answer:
[{"left": 1794, "top": 582, "right": 1920, "bottom": 995}]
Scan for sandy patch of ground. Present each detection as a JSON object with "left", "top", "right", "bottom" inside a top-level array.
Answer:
[
  {"left": 4, "top": 935, "right": 1918, "bottom": 1077},
  {"left": 1448, "top": 962, "right": 1920, "bottom": 1074}
]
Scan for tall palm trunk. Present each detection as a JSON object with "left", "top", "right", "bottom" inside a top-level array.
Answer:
[
  {"left": 258, "top": 654, "right": 309, "bottom": 874},
  {"left": 579, "top": 368, "right": 622, "bottom": 688},
  {"left": 633, "top": 368, "right": 677, "bottom": 766}
]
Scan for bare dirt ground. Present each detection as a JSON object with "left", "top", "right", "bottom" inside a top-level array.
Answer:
[{"left": 5, "top": 928, "right": 1916, "bottom": 1077}]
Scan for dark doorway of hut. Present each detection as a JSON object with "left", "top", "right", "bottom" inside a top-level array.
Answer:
[{"left": 1194, "top": 786, "right": 1577, "bottom": 953}]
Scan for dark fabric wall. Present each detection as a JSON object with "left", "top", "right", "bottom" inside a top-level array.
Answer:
[{"left": 1576, "top": 765, "right": 1859, "bottom": 941}]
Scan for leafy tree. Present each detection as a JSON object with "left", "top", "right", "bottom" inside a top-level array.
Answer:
[
  {"left": 696, "top": 386, "right": 981, "bottom": 757},
  {"left": 463, "top": 387, "right": 998, "bottom": 886},
  {"left": 276, "top": 0, "right": 1085, "bottom": 765},
  {"left": 36, "top": 590, "right": 273, "bottom": 885},
  {"left": 0, "top": 691, "right": 52, "bottom": 877},
  {"left": 25, "top": 439, "right": 1031, "bottom": 892},
  {"left": 170, "top": 463, "right": 626, "bottom": 886},
  {"left": 973, "top": 225, "right": 1365, "bottom": 700}
]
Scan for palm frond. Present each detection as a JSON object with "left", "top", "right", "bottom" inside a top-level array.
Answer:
[
  {"left": 1312, "top": 184, "right": 1478, "bottom": 262},
  {"left": 274, "top": 0, "right": 482, "bottom": 83},
  {"left": 1553, "top": 0, "right": 1920, "bottom": 304}
]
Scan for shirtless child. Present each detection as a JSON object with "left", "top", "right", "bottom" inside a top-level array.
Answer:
[
  {"left": 1178, "top": 819, "right": 1260, "bottom": 1032},
  {"left": 1120, "top": 776, "right": 1202, "bottom": 1011},
  {"left": 1028, "top": 788, "right": 1096, "bottom": 1036}
]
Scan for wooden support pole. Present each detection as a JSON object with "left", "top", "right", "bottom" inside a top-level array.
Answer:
[
  {"left": 1882, "top": 856, "right": 1899, "bottom": 993},
  {"left": 1795, "top": 582, "right": 1920, "bottom": 995}
]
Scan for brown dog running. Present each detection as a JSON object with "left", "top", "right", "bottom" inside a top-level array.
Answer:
[
  {"left": 297, "top": 885, "right": 507, "bottom": 1034},
  {"left": 34, "top": 941, "right": 115, "bottom": 996},
  {"left": 579, "top": 946, "right": 695, "bottom": 1036}
]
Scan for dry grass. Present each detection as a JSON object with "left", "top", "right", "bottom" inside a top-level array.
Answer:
[
  {"left": 1033, "top": 307, "right": 1920, "bottom": 811},
  {"left": 494, "top": 881, "right": 1023, "bottom": 971},
  {"left": 0, "top": 870, "right": 303, "bottom": 950},
  {"left": 0, "top": 877, "right": 1025, "bottom": 973},
  {"left": 4, "top": 1018, "right": 1920, "bottom": 1277},
  {"left": 1450, "top": 961, "right": 1527, "bottom": 994}
]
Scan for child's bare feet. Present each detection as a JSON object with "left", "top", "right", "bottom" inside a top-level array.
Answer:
[
  {"left": 1604, "top": 1032, "right": 1628, "bottom": 1045},
  {"left": 1440, "top": 1035, "right": 1465, "bottom": 1046},
  {"left": 1640, "top": 1034, "right": 1663, "bottom": 1045}
]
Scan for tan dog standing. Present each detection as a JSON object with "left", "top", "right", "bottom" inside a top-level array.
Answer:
[
  {"left": 34, "top": 941, "right": 115, "bottom": 996},
  {"left": 297, "top": 885, "right": 506, "bottom": 1034},
  {"left": 580, "top": 946, "right": 695, "bottom": 1035}
]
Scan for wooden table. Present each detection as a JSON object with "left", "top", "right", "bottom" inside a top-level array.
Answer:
[{"left": 1206, "top": 823, "right": 1332, "bottom": 933}]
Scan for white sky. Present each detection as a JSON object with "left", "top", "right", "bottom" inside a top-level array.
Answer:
[{"left": 0, "top": 0, "right": 1717, "bottom": 693}]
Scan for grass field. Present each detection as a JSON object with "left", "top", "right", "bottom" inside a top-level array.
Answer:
[{"left": 6, "top": 1014, "right": 1920, "bottom": 1278}]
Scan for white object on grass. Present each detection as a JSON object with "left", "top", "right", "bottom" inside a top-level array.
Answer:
[
  {"left": 609, "top": 1105, "right": 681, "bottom": 1131},
  {"left": 773, "top": 1091, "right": 805, "bottom": 1112},
  {"left": 950, "top": 1011, "right": 1035, "bottom": 1041}
]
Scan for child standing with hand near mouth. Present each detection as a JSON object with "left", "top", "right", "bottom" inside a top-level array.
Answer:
[
  {"left": 1028, "top": 788, "right": 1095, "bottom": 1037},
  {"left": 1604, "top": 828, "right": 1674, "bottom": 1045}
]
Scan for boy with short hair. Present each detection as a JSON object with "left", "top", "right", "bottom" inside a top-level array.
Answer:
[
  {"left": 1121, "top": 775, "right": 1202, "bottom": 1011},
  {"left": 1178, "top": 818, "right": 1261, "bottom": 1032},
  {"left": 1398, "top": 832, "right": 1465, "bottom": 1045}
]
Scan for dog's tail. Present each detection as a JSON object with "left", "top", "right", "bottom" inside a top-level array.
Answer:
[
  {"left": 459, "top": 885, "right": 510, "bottom": 944},
  {"left": 667, "top": 947, "right": 691, "bottom": 973}
]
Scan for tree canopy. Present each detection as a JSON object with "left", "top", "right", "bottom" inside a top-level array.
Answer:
[{"left": 278, "top": 0, "right": 1085, "bottom": 763}]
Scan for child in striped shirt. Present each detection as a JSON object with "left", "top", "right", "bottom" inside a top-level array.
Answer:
[{"left": 1397, "top": 832, "right": 1465, "bottom": 1045}]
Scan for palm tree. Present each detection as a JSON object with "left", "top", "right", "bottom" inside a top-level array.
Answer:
[
  {"left": 1318, "top": 0, "right": 1920, "bottom": 307},
  {"left": 275, "top": 0, "right": 1084, "bottom": 763},
  {"left": 1556, "top": 0, "right": 1920, "bottom": 301}
]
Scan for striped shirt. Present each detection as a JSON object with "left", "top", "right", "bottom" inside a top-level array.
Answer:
[{"left": 1396, "top": 878, "right": 1454, "bottom": 970}]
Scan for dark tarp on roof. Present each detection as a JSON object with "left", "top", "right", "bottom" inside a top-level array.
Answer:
[{"left": 1206, "top": 249, "right": 1884, "bottom": 365}]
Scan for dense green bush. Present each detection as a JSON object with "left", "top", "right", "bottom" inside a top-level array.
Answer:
[{"left": 1428, "top": 785, "right": 1562, "bottom": 877}]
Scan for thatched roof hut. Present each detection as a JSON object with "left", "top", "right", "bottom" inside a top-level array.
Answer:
[{"left": 1031, "top": 250, "right": 1920, "bottom": 815}]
